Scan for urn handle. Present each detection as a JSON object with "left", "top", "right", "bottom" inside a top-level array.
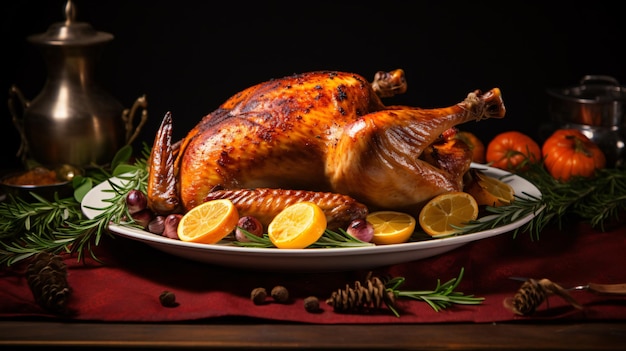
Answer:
[
  {"left": 579, "top": 75, "right": 620, "bottom": 87},
  {"left": 8, "top": 85, "right": 30, "bottom": 164},
  {"left": 122, "top": 94, "right": 149, "bottom": 145}
]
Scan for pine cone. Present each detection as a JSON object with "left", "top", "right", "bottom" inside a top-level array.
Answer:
[
  {"left": 503, "top": 278, "right": 582, "bottom": 316},
  {"left": 26, "top": 251, "right": 73, "bottom": 315},
  {"left": 326, "top": 272, "right": 396, "bottom": 314},
  {"left": 503, "top": 278, "right": 547, "bottom": 315}
]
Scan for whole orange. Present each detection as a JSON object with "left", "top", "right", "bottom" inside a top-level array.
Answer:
[{"left": 455, "top": 131, "right": 486, "bottom": 163}]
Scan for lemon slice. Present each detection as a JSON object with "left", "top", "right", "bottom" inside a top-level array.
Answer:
[
  {"left": 464, "top": 169, "right": 515, "bottom": 207},
  {"left": 418, "top": 192, "right": 479, "bottom": 237},
  {"left": 366, "top": 211, "right": 416, "bottom": 245},
  {"left": 268, "top": 202, "right": 327, "bottom": 249},
  {"left": 177, "top": 199, "right": 239, "bottom": 244}
]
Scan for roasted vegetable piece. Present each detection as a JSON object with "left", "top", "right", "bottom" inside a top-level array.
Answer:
[
  {"left": 235, "top": 216, "right": 264, "bottom": 242},
  {"left": 346, "top": 219, "right": 374, "bottom": 243},
  {"left": 126, "top": 189, "right": 147, "bottom": 214}
]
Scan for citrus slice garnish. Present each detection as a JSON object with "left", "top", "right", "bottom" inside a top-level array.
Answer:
[
  {"left": 177, "top": 199, "right": 239, "bottom": 244},
  {"left": 418, "top": 192, "right": 479, "bottom": 237},
  {"left": 267, "top": 202, "right": 327, "bottom": 249},
  {"left": 464, "top": 169, "right": 515, "bottom": 207},
  {"left": 366, "top": 211, "right": 416, "bottom": 245}
]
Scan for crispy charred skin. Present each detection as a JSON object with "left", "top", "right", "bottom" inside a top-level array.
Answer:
[
  {"left": 204, "top": 188, "right": 368, "bottom": 230},
  {"left": 147, "top": 69, "right": 506, "bottom": 221},
  {"left": 146, "top": 112, "right": 182, "bottom": 215}
]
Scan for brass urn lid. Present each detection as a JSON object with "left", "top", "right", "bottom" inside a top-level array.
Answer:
[{"left": 27, "top": 0, "right": 113, "bottom": 46}]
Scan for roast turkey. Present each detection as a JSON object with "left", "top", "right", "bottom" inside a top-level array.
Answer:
[{"left": 147, "top": 69, "right": 506, "bottom": 229}]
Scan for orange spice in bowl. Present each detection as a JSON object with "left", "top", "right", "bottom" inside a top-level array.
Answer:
[{"left": 1, "top": 165, "right": 81, "bottom": 201}]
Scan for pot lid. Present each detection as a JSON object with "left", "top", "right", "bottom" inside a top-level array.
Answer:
[
  {"left": 27, "top": 0, "right": 113, "bottom": 46},
  {"left": 547, "top": 75, "right": 626, "bottom": 103}
]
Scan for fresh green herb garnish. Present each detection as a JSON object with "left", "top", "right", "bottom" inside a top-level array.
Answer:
[
  {"left": 387, "top": 267, "right": 484, "bottom": 316},
  {"left": 231, "top": 227, "right": 374, "bottom": 248},
  {"left": 0, "top": 144, "right": 150, "bottom": 266},
  {"left": 460, "top": 162, "right": 626, "bottom": 239}
]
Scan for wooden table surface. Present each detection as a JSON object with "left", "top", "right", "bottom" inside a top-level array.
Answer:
[{"left": 1, "top": 320, "right": 625, "bottom": 350}]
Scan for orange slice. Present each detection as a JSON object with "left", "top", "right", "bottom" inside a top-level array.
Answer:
[
  {"left": 464, "top": 169, "right": 515, "bottom": 207},
  {"left": 177, "top": 199, "right": 239, "bottom": 244},
  {"left": 366, "top": 211, "right": 416, "bottom": 245},
  {"left": 418, "top": 192, "right": 479, "bottom": 237},
  {"left": 267, "top": 202, "right": 327, "bottom": 249}
]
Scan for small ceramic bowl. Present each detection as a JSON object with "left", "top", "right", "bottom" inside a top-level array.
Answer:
[{"left": 0, "top": 165, "right": 81, "bottom": 201}]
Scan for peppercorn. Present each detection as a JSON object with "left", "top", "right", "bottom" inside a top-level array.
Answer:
[
  {"left": 271, "top": 285, "right": 289, "bottom": 303},
  {"left": 159, "top": 290, "right": 177, "bottom": 307},
  {"left": 251, "top": 287, "right": 267, "bottom": 305},
  {"left": 304, "top": 296, "right": 321, "bottom": 313}
]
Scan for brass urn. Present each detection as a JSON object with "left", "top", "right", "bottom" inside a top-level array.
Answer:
[{"left": 9, "top": 0, "right": 146, "bottom": 168}]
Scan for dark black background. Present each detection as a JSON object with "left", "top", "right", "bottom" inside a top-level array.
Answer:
[{"left": 3, "top": 0, "right": 624, "bottom": 170}]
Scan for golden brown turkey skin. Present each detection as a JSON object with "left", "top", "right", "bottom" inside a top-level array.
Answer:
[
  {"left": 327, "top": 88, "right": 505, "bottom": 213},
  {"left": 147, "top": 70, "right": 505, "bottom": 226},
  {"left": 203, "top": 188, "right": 368, "bottom": 230},
  {"left": 177, "top": 71, "right": 388, "bottom": 200}
]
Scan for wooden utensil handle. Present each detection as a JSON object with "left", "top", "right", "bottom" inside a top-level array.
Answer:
[{"left": 588, "top": 283, "right": 626, "bottom": 295}]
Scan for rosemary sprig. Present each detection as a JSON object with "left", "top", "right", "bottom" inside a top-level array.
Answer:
[
  {"left": 229, "top": 230, "right": 272, "bottom": 248},
  {"left": 0, "top": 145, "right": 150, "bottom": 266},
  {"left": 459, "top": 194, "right": 545, "bottom": 238},
  {"left": 460, "top": 163, "right": 626, "bottom": 239},
  {"left": 519, "top": 163, "right": 626, "bottom": 230},
  {"left": 386, "top": 267, "right": 484, "bottom": 316},
  {"left": 232, "top": 227, "right": 374, "bottom": 248},
  {"left": 309, "top": 228, "right": 375, "bottom": 248},
  {"left": 0, "top": 193, "right": 84, "bottom": 266},
  {"left": 0, "top": 193, "right": 82, "bottom": 239}
]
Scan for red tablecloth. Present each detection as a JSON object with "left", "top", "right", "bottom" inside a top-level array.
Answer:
[{"left": 1, "top": 219, "right": 625, "bottom": 324}]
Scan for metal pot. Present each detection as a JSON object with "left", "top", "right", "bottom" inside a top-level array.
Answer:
[{"left": 547, "top": 75, "right": 626, "bottom": 167}]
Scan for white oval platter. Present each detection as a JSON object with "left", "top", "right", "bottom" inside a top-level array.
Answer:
[{"left": 81, "top": 164, "right": 541, "bottom": 272}]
